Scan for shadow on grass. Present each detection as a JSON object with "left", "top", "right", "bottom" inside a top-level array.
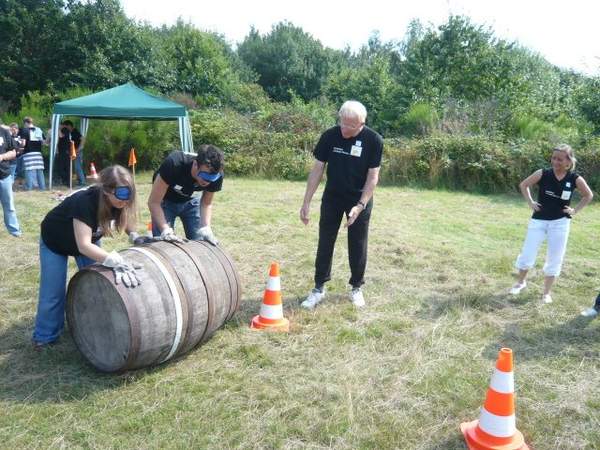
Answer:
[
  {"left": 0, "top": 319, "right": 173, "bottom": 404},
  {"left": 416, "top": 288, "right": 528, "bottom": 319},
  {"left": 483, "top": 315, "right": 600, "bottom": 361}
]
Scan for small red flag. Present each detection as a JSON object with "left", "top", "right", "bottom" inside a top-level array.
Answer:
[
  {"left": 69, "top": 141, "right": 77, "bottom": 160},
  {"left": 128, "top": 147, "right": 137, "bottom": 167}
]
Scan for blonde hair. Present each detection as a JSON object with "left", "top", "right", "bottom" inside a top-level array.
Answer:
[
  {"left": 553, "top": 143, "right": 576, "bottom": 170},
  {"left": 96, "top": 165, "right": 137, "bottom": 237}
]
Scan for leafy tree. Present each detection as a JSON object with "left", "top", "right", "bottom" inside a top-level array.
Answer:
[{"left": 238, "top": 22, "right": 332, "bottom": 102}]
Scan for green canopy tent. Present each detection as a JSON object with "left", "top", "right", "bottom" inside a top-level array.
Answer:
[{"left": 49, "top": 83, "right": 193, "bottom": 188}]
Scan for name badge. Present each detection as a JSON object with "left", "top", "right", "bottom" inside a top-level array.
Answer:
[
  {"left": 561, "top": 190, "right": 571, "bottom": 200},
  {"left": 0, "top": 137, "right": 4, "bottom": 146},
  {"left": 174, "top": 184, "right": 183, "bottom": 192},
  {"left": 350, "top": 145, "right": 362, "bottom": 157}
]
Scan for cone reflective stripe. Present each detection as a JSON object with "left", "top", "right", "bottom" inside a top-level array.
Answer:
[
  {"left": 460, "top": 348, "right": 529, "bottom": 450},
  {"left": 251, "top": 262, "right": 289, "bottom": 332},
  {"left": 87, "top": 162, "right": 98, "bottom": 179},
  {"left": 146, "top": 222, "right": 153, "bottom": 238}
]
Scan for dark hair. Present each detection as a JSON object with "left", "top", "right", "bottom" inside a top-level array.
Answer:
[
  {"left": 62, "top": 120, "right": 74, "bottom": 127},
  {"left": 23, "top": 116, "right": 33, "bottom": 124},
  {"left": 96, "top": 165, "right": 137, "bottom": 237},
  {"left": 195, "top": 144, "right": 224, "bottom": 172}
]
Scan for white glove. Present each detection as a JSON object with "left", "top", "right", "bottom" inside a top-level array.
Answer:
[
  {"left": 160, "top": 226, "right": 185, "bottom": 243},
  {"left": 102, "top": 251, "right": 142, "bottom": 287},
  {"left": 197, "top": 226, "right": 218, "bottom": 245},
  {"left": 102, "top": 250, "right": 125, "bottom": 268}
]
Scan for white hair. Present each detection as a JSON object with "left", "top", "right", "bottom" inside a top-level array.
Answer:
[{"left": 338, "top": 100, "right": 367, "bottom": 122}]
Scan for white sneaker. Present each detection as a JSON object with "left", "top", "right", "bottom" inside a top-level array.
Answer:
[
  {"left": 301, "top": 289, "right": 325, "bottom": 310},
  {"left": 581, "top": 307, "right": 599, "bottom": 318},
  {"left": 541, "top": 294, "right": 553, "bottom": 304},
  {"left": 509, "top": 281, "right": 527, "bottom": 295},
  {"left": 349, "top": 288, "right": 365, "bottom": 308}
]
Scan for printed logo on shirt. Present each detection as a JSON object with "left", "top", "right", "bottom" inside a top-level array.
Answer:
[
  {"left": 332, "top": 146, "right": 349, "bottom": 155},
  {"left": 544, "top": 190, "right": 562, "bottom": 199},
  {"left": 355, "top": 140, "right": 362, "bottom": 147}
]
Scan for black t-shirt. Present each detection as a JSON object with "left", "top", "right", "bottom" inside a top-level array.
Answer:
[
  {"left": 314, "top": 125, "right": 383, "bottom": 199},
  {"left": 532, "top": 168, "right": 580, "bottom": 220},
  {"left": 57, "top": 127, "right": 81, "bottom": 154},
  {"left": 154, "top": 151, "right": 223, "bottom": 203},
  {"left": 41, "top": 186, "right": 114, "bottom": 256},
  {"left": 0, "top": 127, "right": 15, "bottom": 180},
  {"left": 19, "top": 126, "right": 45, "bottom": 154}
]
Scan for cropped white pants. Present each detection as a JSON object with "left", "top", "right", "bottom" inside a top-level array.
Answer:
[{"left": 515, "top": 217, "right": 571, "bottom": 277}]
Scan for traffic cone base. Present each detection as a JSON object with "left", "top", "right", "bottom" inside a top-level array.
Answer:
[
  {"left": 250, "top": 315, "right": 289, "bottom": 332},
  {"left": 461, "top": 420, "right": 529, "bottom": 450},
  {"left": 250, "top": 262, "right": 289, "bottom": 332}
]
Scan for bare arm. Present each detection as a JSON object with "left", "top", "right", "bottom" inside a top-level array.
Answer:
[
  {"left": 148, "top": 175, "right": 170, "bottom": 233},
  {"left": 346, "top": 167, "right": 380, "bottom": 227},
  {"left": 200, "top": 191, "right": 215, "bottom": 227},
  {"left": 73, "top": 219, "right": 111, "bottom": 263},
  {"left": 0, "top": 150, "right": 16, "bottom": 162},
  {"left": 519, "top": 169, "right": 543, "bottom": 211},
  {"left": 566, "top": 177, "right": 594, "bottom": 216},
  {"left": 300, "top": 160, "right": 326, "bottom": 225}
]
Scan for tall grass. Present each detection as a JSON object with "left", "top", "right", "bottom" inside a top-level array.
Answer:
[{"left": 1, "top": 175, "right": 599, "bottom": 449}]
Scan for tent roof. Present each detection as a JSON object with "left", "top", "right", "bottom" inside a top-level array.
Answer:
[{"left": 53, "top": 83, "right": 187, "bottom": 120}]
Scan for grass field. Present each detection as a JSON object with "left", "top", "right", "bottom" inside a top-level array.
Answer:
[{"left": 1, "top": 174, "right": 599, "bottom": 449}]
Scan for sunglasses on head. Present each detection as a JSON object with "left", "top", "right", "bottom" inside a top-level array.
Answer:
[
  {"left": 197, "top": 170, "right": 222, "bottom": 182},
  {"left": 113, "top": 186, "right": 132, "bottom": 201}
]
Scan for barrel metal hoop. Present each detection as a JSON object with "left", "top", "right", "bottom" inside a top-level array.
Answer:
[
  {"left": 199, "top": 242, "right": 240, "bottom": 320},
  {"left": 173, "top": 240, "right": 216, "bottom": 343},
  {"left": 128, "top": 247, "right": 183, "bottom": 363}
]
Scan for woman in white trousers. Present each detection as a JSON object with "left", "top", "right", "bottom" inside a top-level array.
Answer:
[{"left": 510, "top": 144, "right": 593, "bottom": 304}]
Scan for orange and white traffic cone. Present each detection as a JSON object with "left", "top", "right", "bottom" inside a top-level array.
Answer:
[
  {"left": 250, "top": 262, "right": 289, "bottom": 332},
  {"left": 146, "top": 221, "right": 153, "bottom": 238},
  {"left": 87, "top": 162, "right": 99, "bottom": 180},
  {"left": 460, "top": 348, "right": 529, "bottom": 450}
]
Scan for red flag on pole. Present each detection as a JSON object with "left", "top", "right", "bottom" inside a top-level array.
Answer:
[
  {"left": 128, "top": 147, "right": 137, "bottom": 167},
  {"left": 69, "top": 141, "right": 77, "bottom": 160}
]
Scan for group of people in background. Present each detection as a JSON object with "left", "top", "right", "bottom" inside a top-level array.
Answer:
[
  {"left": 0, "top": 117, "right": 86, "bottom": 239},
  {"left": 1, "top": 101, "right": 599, "bottom": 351}
]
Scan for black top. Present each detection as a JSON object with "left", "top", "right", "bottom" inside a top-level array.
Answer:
[
  {"left": 154, "top": 151, "right": 223, "bottom": 203},
  {"left": 57, "top": 127, "right": 81, "bottom": 154},
  {"left": 314, "top": 125, "right": 383, "bottom": 199},
  {"left": 41, "top": 186, "right": 114, "bottom": 256},
  {"left": 532, "top": 168, "right": 580, "bottom": 220},
  {"left": 0, "top": 127, "right": 15, "bottom": 180},
  {"left": 19, "top": 126, "right": 45, "bottom": 154}
]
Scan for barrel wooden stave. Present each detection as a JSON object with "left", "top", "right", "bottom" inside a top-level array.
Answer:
[{"left": 66, "top": 241, "right": 241, "bottom": 372}]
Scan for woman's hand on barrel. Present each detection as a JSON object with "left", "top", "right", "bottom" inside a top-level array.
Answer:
[{"left": 102, "top": 251, "right": 143, "bottom": 287}]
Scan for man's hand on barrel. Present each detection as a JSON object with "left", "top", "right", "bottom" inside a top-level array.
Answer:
[
  {"left": 160, "top": 226, "right": 185, "bottom": 243},
  {"left": 102, "top": 251, "right": 143, "bottom": 287},
  {"left": 197, "top": 226, "right": 218, "bottom": 246}
]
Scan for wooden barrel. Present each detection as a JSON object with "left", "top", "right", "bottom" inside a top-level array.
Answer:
[{"left": 66, "top": 240, "right": 242, "bottom": 372}]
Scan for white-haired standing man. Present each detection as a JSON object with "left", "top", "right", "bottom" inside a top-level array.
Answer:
[{"left": 299, "top": 100, "right": 383, "bottom": 309}]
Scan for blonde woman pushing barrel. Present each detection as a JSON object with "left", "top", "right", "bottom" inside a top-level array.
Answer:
[{"left": 510, "top": 144, "right": 593, "bottom": 304}]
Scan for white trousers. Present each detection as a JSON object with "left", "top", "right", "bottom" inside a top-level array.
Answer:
[{"left": 515, "top": 217, "right": 571, "bottom": 277}]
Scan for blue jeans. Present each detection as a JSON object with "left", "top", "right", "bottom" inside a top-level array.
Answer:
[
  {"left": 33, "top": 239, "right": 97, "bottom": 344},
  {"left": 25, "top": 169, "right": 46, "bottom": 190},
  {"left": 153, "top": 197, "right": 202, "bottom": 240},
  {"left": 74, "top": 151, "right": 86, "bottom": 185},
  {"left": 9, "top": 161, "right": 17, "bottom": 179},
  {"left": 0, "top": 175, "right": 21, "bottom": 236}
]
